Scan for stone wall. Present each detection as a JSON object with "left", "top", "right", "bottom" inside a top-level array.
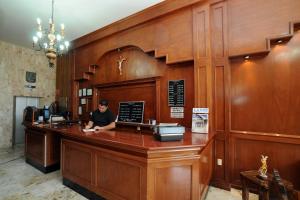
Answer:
[{"left": 0, "top": 40, "right": 56, "bottom": 148}]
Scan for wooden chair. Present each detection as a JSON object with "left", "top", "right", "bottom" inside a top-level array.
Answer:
[
  {"left": 240, "top": 170, "right": 298, "bottom": 200},
  {"left": 269, "top": 169, "right": 298, "bottom": 200}
]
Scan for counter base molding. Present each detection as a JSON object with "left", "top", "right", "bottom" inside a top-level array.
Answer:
[
  {"left": 63, "top": 178, "right": 105, "bottom": 200},
  {"left": 26, "top": 158, "right": 60, "bottom": 173}
]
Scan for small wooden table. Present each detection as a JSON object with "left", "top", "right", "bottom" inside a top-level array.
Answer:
[{"left": 240, "top": 170, "right": 296, "bottom": 200}]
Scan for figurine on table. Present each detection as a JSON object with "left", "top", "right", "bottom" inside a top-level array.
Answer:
[{"left": 258, "top": 155, "right": 268, "bottom": 179}]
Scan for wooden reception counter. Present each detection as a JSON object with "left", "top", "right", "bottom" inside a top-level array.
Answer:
[{"left": 25, "top": 124, "right": 213, "bottom": 200}]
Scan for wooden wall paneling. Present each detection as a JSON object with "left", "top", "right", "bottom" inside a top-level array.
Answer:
[
  {"left": 74, "top": 7, "right": 195, "bottom": 81},
  {"left": 56, "top": 54, "right": 62, "bottom": 99},
  {"left": 212, "top": 135, "right": 225, "bottom": 177},
  {"left": 193, "top": 3, "right": 209, "bottom": 108},
  {"left": 75, "top": 47, "right": 195, "bottom": 126},
  {"left": 227, "top": 0, "right": 300, "bottom": 56},
  {"left": 155, "top": 78, "right": 161, "bottom": 122},
  {"left": 93, "top": 46, "right": 166, "bottom": 85},
  {"left": 159, "top": 63, "right": 194, "bottom": 127},
  {"left": 215, "top": 66, "right": 225, "bottom": 132},
  {"left": 77, "top": 80, "right": 95, "bottom": 121},
  {"left": 72, "top": 81, "right": 79, "bottom": 119},
  {"left": 199, "top": 139, "right": 213, "bottom": 199},
  {"left": 73, "top": 0, "right": 203, "bottom": 49},
  {"left": 228, "top": 8, "right": 300, "bottom": 190},
  {"left": 69, "top": 51, "right": 76, "bottom": 118},
  {"left": 56, "top": 55, "right": 64, "bottom": 104},
  {"left": 96, "top": 81, "right": 157, "bottom": 124},
  {"left": 212, "top": 66, "right": 228, "bottom": 188},
  {"left": 230, "top": 34, "right": 300, "bottom": 134},
  {"left": 210, "top": 0, "right": 228, "bottom": 134},
  {"left": 192, "top": 1, "right": 229, "bottom": 191},
  {"left": 151, "top": 7, "right": 194, "bottom": 64},
  {"left": 56, "top": 51, "right": 76, "bottom": 119},
  {"left": 209, "top": 0, "right": 230, "bottom": 190},
  {"left": 92, "top": 87, "right": 98, "bottom": 111},
  {"left": 230, "top": 132, "right": 300, "bottom": 190}
]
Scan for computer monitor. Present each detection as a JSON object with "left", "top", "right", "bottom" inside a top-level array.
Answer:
[
  {"left": 43, "top": 108, "right": 50, "bottom": 121},
  {"left": 118, "top": 101, "right": 144, "bottom": 123}
]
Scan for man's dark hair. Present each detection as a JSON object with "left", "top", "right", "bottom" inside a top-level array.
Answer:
[{"left": 99, "top": 99, "right": 109, "bottom": 106}]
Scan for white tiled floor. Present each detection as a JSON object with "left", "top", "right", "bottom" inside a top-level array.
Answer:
[
  {"left": 205, "top": 186, "right": 258, "bottom": 200},
  {"left": 0, "top": 145, "right": 258, "bottom": 200}
]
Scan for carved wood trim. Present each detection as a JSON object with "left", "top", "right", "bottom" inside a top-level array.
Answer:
[
  {"left": 94, "top": 76, "right": 160, "bottom": 88},
  {"left": 230, "top": 130, "right": 300, "bottom": 144}
]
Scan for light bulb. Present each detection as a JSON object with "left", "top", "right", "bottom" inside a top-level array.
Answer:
[
  {"left": 37, "top": 31, "right": 42, "bottom": 38},
  {"left": 64, "top": 41, "right": 70, "bottom": 48},
  {"left": 59, "top": 44, "right": 65, "bottom": 50},
  {"left": 56, "top": 34, "right": 61, "bottom": 41},
  {"left": 61, "top": 24, "right": 65, "bottom": 30},
  {"left": 36, "top": 18, "right": 41, "bottom": 25},
  {"left": 33, "top": 36, "right": 38, "bottom": 43}
]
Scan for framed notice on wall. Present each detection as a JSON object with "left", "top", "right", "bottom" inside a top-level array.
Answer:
[
  {"left": 87, "top": 88, "right": 93, "bottom": 96},
  {"left": 82, "top": 88, "right": 87, "bottom": 96},
  {"left": 168, "top": 80, "right": 184, "bottom": 106}
]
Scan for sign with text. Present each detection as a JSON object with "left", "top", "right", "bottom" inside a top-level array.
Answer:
[
  {"left": 192, "top": 108, "right": 209, "bottom": 133},
  {"left": 170, "top": 107, "right": 184, "bottom": 118},
  {"left": 168, "top": 80, "right": 184, "bottom": 106}
]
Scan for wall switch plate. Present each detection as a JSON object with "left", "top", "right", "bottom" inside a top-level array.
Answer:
[{"left": 217, "top": 158, "right": 222, "bottom": 166}]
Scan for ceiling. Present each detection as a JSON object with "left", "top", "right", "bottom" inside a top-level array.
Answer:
[{"left": 0, "top": 0, "right": 164, "bottom": 48}]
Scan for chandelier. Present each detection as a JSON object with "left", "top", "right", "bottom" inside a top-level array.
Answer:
[{"left": 32, "top": 0, "right": 69, "bottom": 67}]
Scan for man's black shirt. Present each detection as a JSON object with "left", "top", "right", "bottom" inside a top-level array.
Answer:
[{"left": 91, "top": 109, "right": 116, "bottom": 127}]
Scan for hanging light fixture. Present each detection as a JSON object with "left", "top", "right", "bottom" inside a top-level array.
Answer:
[{"left": 32, "top": 0, "right": 70, "bottom": 67}]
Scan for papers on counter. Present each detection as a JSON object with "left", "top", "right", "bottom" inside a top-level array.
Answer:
[
  {"left": 83, "top": 128, "right": 95, "bottom": 132},
  {"left": 158, "top": 123, "right": 178, "bottom": 126}
]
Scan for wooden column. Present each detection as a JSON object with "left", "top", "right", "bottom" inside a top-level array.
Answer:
[
  {"left": 193, "top": 0, "right": 230, "bottom": 190},
  {"left": 210, "top": 1, "right": 230, "bottom": 189}
]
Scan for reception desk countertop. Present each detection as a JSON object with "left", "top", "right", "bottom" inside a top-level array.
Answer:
[{"left": 28, "top": 124, "right": 212, "bottom": 154}]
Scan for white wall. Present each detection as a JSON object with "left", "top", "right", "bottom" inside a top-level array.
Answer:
[{"left": 0, "top": 40, "right": 56, "bottom": 148}]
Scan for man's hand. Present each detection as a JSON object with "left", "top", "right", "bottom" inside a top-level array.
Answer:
[
  {"left": 85, "top": 125, "right": 91, "bottom": 129},
  {"left": 94, "top": 126, "right": 103, "bottom": 131},
  {"left": 85, "top": 121, "right": 94, "bottom": 129}
]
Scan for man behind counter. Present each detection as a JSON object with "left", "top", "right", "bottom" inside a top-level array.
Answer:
[{"left": 85, "top": 99, "right": 116, "bottom": 130}]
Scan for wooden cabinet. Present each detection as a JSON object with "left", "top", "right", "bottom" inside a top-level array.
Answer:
[
  {"left": 25, "top": 127, "right": 60, "bottom": 173},
  {"left": 61, "top": 138, "right": 206, "bottom": 200},
  {"left": 57, "top": 125, "right": 214, "bottom": 200},
  {"left": 24, "top": 123, "right": 213, "bottom": 199}
]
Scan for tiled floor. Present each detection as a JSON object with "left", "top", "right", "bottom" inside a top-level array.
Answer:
[{"left": 0, "top": 145, "right": 258, "bottom": 200}]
